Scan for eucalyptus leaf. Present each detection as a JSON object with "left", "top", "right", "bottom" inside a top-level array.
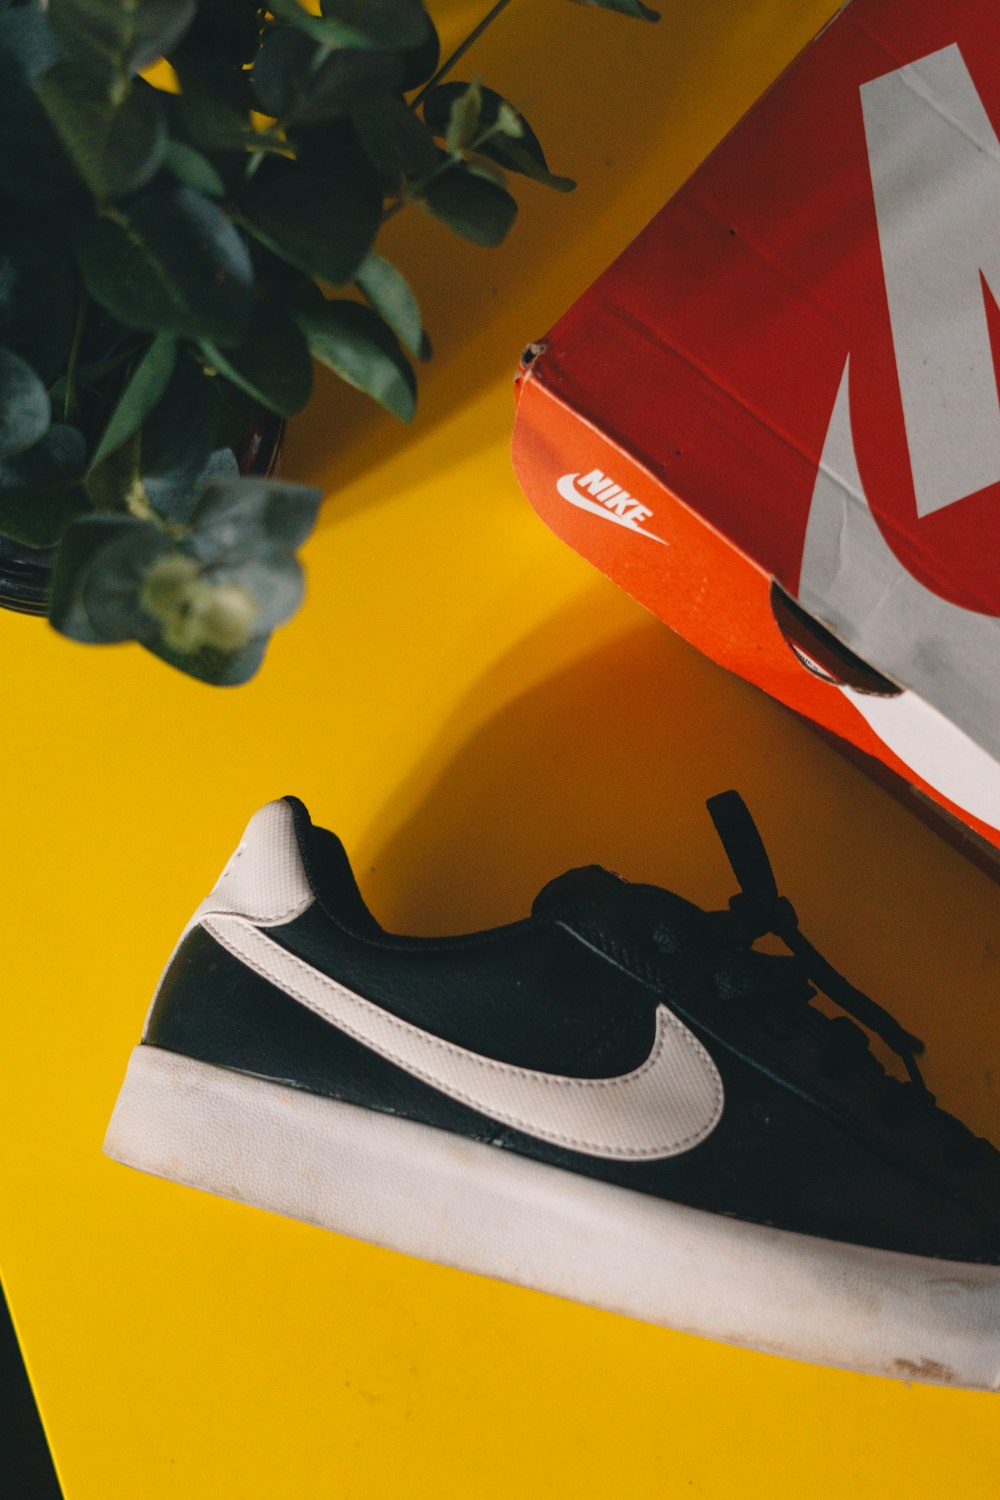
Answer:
[
  {"left": 175, "top": 60, "right": 276, "bottom": 152},
  {"left": 162, "top": 138, "right": 226, "bottom": 197},
  {"left": 569, "top": 0, "right": 659, "bottom": 20},
  {"left": 81, "top": 517, "right": 176, "bottom": 641},
  {"left": 201, "top": 298, "right": 313, "bottom": 417},
  {"left": 149, "top": 630, "right": 267, "bottom": 685},
  {"left": 138, "top": 356, "right": 221, "bottom": 523},
  {"left": 0, "top": 347, "right": 51, "bottom": 459},
  {"left": 36, "top": 65, "right": 168, "bottom": 200},
  {"left": 89, "top": 331, "right": 177, "bottom": 469},
  {"left": 241, "top": 156, "right": 381, "bottom": 286},
  {"left": 321, "top": 0, "right": 431, "bottom": 50},
  {"left": 295, "top": 299, "right": 415, "bottom": 421},
  {"left": 425, "top": 84, "right": 575, "bottom": 192},
  {"left": 0, "top": 9, "right": 85, "bottom": 206},
  {"left": 397, "top": 13, "right": 439, "bottom": 92},
  {"left": 47, "top": 0, "right": 197, "bottom": 80},
  {"left": 444, "top": 80, "right": 481, "bottom": 154},
  {"left": 75, "top": 189, "right": 255, "bottom": 344},
  {"left": 56, "top": 505, "right": 279, "bottom": 682},
  {"left": 0, "top": 423, "right": 87, "bottom": 545},
  {"left": 356, "top": 253, "right": 428, "bottom": 361},
  {"left": 187, "top": 477, "right": 320, "bottom": 560},
  {"left": 0, "top": 236, "right": 78, "bottom": 383},
  {"left": 210, "top": 372, "right": 261, "bottom": 452},
  {"left": 85, "top": 428, "right": 141, "bottom": 511},
  {"left": 351, "top": 93, "right": 439, "bottom": 192},
  {"left": 48, "top": 512, "right": 141, "bottom": 642},
  {"left": 424, "top": 165, "right": 517, "bottom": 247},
  {"left": 219, "top": 553, "right": 305, "bottom": 634},
  {"left": 0, "top": 4, "right": 59, "bottom": 84},
  {"left": 252, "top": 27, "right": 404, "bottom": 125},
  {"left": 272, "top": 0, "right": 429, "bottom": 51}
]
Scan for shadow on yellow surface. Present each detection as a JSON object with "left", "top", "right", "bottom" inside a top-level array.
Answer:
[{"left": 2, "top": 2, "right": 999, "bottom": 1498}]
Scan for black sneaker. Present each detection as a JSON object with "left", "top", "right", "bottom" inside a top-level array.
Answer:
[{"left": 105, "top": 793, "right": 1000, "bottom": 1388}]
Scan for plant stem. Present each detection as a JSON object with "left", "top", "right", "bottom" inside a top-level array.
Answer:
[
  {"left": 410, "top": 0, "right": 518, "bottom": 110},
  {"left": 63, "top": 288, "right": 89, "bottom": 425},
  {"left": 381, "top": 115, "right": 509, "bottom": 224}
]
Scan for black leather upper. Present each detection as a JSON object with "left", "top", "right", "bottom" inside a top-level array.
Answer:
[{"left": 143, "top": 801, "right": 1000, "bottom": 1265}]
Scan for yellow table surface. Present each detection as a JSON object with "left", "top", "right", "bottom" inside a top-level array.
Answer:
[{"left": 3, "top": 2, "right": 999, "bottom": 1495}]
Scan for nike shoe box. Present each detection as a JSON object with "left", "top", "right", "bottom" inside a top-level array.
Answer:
[{"left": 511, "top": 0, "right": 1000, "bottom": 869}]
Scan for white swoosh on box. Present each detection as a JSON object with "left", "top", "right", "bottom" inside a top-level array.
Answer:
[
  {"left": 556, "top": 474, "right": 669, "bottom": 545},
  {"left": 800, "top": 360, "right": 1000, "bottom": 830},
  {"left": 203, "top": 914, "right": 724, "bottom": 1161}
]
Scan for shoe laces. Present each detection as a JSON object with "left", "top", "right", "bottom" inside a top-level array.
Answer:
[
  {"left": 653, "top": 793, "right": 993, "bottom": 1169},
  {"left": 706, "top": 791, "right": 928, "bottom": 1090}
]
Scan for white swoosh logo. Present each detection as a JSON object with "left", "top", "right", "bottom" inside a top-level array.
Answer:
[
  {"left": 203, "top": 913, "right": 724, "bottom": 1161},
  {"left": 799, "top": 360, "right": 1000, "bottom": 829},
  {"left": 556, "top": 473, "right": 668, "bottom": 545}
]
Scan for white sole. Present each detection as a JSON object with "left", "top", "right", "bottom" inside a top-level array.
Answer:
[{"left": 105, "top": 1045, "right": 1000, "bottom": 1391}]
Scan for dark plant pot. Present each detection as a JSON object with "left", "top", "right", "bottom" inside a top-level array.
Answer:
[
  {"left": 0, "top": 536, "right": 55, "bottom": 616},
  {"left": 0, "top": 411, "right": 286, "bottom": 618}
]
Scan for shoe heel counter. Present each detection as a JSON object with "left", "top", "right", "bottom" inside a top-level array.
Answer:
[
  {"left": 141, "top": 800, "right": 315, "bottom": 1039},
  {"left": 188, "top": 799, "right": 315, "bottom": 931}
]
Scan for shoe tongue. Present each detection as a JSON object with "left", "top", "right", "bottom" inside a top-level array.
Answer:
[{"left": 532, "top": 864, "right": 627, "bottom": 916}]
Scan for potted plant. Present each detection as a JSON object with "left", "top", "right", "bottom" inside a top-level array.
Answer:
[{"left": 0, "top": 0, "right": 656, "bottom": 684}]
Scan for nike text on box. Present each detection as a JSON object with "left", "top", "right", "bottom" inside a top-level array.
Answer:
[{"left": 512, "top": 0, "right": 1000, "bottom": 865}]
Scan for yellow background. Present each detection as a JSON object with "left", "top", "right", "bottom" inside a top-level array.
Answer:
[{"left": 3, "top": 1, "right": 999, "bottom": 1494}]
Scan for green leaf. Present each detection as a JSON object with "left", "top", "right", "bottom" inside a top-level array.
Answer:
[
  {"left": 0, "top": 5, "right": 60, "bottom": 84},
  {"left": 423, "top": 165, "right": 517, "bottom": 247},
  {"left": 36, "top": 65, "right": 168, "bottom": 200},
  {"left": 240, "top": 156, "right": 381, "bottom": 286},
  {"left": 0, "top": 9, "right": 86, "bottom": 207},
  {"left": 162, "top": 138, "right": 226, "bottom": 197},
  {"left": 425, "top": 84, "right": 575, "bottom": 193},
  {"left": 321, "top": 0, "right": 431, "bottom": 50},
  {"left": 169, "top": 0, "right": 265, "bottom": 67},
  {"left": 398, "top": 13, "right": 439, "bottom": 92},
  {"left": 444, "top": 79, "right": 481, "bottom": 154},
  {"left": 86, "top": 428, "right": 141, "bottom": 511},
  {"left": 295, "top": 299, "right": 415, "bottom": 421},
  {"left": 200, "top": 299, "right": 313, "bottom": 417},
  {"left": 189, "top": 475, "right": 322, "bottom": 557},
  {"left": 496, "top": 103, "right": 524, "bottom": 139},
  {"left": 174, "top": 60, "right": 277, "bottom": 152},
  {"left": 138, "top": 356, "right": 225, "bottom": 523},
  {"left": 48, "top": 517, "right": 135, "bottom": 639},
  {"left": 0, "top": 235, "right": 79, "bottom": 384},
  {"left": 0, "top": 424, "right": 87, "bottom": 546},
  {"left": 355, "top": 253, "right": 428, "bottom": 361},
  {"left": 82, "top": 517, "right": 177, "bottom": 641},
  {"left": 48, "top": 514, "right": 140, "bottom": 641},
  {"left": 52, "top": 473, "right": 322, "bottom": 683},
  {"left": 0, "top": 347, "right": 51, "bottom": 460},
  {"left": 272, "top": 0, "right": 430, "bottom": 51},
  {"left": 252, "top": 28, "right": 404, "bottom": 126},
  {"left": 75, "top": 189, "right": 255, "bottom": 344},
  {"left": 568, "top": 0, "right": 659, "bottom": 20},
  {"left": 89, "top": 331, "right": 177, "bottom": 469},
  {"left": 351, "top": 93, "right": 438, "bottom": 193},
  {"left": 47, "top": 0, "right": 197, "bottom": 80}
]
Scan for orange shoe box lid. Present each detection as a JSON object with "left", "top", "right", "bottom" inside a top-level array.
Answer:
[{"left": 512, "top": 0, "right": 1000, "bottom": 858}]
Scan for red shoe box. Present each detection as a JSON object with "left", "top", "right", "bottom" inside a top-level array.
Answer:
[{"left": 512, "top": 0, "right": 1000, "bottom": 864}]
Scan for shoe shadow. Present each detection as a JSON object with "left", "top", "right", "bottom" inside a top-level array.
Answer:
[{"left": 355, "top": 598, "right": 1000, "bottom": 1138}]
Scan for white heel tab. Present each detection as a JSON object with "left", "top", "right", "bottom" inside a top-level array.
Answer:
[{"left": 192, "top": 800, "right": 315, "bottom": 929}]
